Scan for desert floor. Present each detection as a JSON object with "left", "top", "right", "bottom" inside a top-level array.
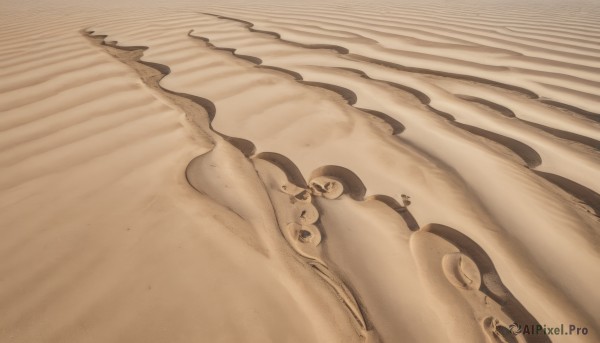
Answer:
[{"left": 0, "top": 0, "right": 599, "bottom": 342}]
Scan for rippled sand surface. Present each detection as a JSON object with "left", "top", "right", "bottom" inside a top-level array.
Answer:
[{"left": 1, "top": 0, "right": 599, "bottom": 342}]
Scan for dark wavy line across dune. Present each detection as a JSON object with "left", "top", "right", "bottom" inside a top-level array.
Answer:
[
  {"left": 540, "top": 99, "right": 600, "bottom": 123},
  {"left": 202, "top": 13, "right": 349, "bottom": 54},
  {"left": 533, "top": 170, "right": 600, "bottom": 217},
  {"left": 457, "top": 94, "right": 517, "bottom": 118},
  {"left": 457, "top": 94, "right": 600, "bottom": 151},
  {"left": 521, "top": 119, "right": 600, "bottom": 151},
  {"left": 453, "top": 122, "right": 542, "bottom": 168}
]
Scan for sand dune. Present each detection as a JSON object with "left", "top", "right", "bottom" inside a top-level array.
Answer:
[{"left": 1, "top": 0, "right": 599, "bottom": 342}]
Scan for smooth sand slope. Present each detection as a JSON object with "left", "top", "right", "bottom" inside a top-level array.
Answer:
[{"left": 0, "top": 0, "right": 599, "bottom": 342}]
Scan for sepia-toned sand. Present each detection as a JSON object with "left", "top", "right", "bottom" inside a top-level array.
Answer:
[{"left": 1, "top": 0, "right": 599, "bottom": 342}]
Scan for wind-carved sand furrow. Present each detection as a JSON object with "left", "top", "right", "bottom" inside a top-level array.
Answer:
[
  {"left": 520, "top": 119, "right": 600, "bottom": 151},
  {"left": 345, "top": 54, "right": 539, "bottom": 99},
  {"left": 201, "top": 13, "right": 350, "bottom": 54},
  {"left": 456, "top": 95, "right": 517, "bottom": 118},
  {"left": 458, "top": 94, "right": 600, "bottom": 151},
  {"left": 539, "top": 99, "right": 600, "bottom": 124},
  {"left": 184, "top": 30, "right": 263, "bottom": 65},
  {"left": 532, "top": 171, "right": 600, "bottom": 218}
]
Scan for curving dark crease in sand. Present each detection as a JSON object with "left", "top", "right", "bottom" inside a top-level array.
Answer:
[
  {"left": 254, "top": 152, "right": 308, "bottom": 188},
  {"left": 187, "top": 18, "right": 600, "bottom": 216},
  {"left": 299, "top": 81, "right": 358, "bottom": 105},
  {"left": 456, "top": 94, "right": 517, "bottom": 118},
  {"left": 308, "top": 262, "right": 373, "bottom": 333},
  {"left": 346, "top": 54, "right": 540, "bottom": 99},
  {"left": 201, "top": 13, "right": 350, "bottom": 54},
  {"left": 367, "top": 195, "right": 419, "bottom": 231},
  {"left": 521, "top": 119, "right": 600, "bottom": 151},
  {"left": 539, "top": 99, "right": 600, "bottom": 123},
  {"left": 187, "top": 30, "right": 262, "bottom": 65},
  {"left": 423, "top": 224, "right": 551, "bottom": 343},
  {"left": 457, "top": 94, "right": 600, "bottom": 151},
  {"left": 356, "top": 108, "right": 405, "bottom": 134},
  {"left": 452, "top": 122, "right": 543, "bottom": 168},
  {"left": 533, "top": 170, "right": 600, "bottom": 217}
]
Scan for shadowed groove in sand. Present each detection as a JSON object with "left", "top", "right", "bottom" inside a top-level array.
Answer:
[
  {"left": 299, "top": 81, "right": 357, "bottom": 105},
  {"left": 367, "top": 195, "right": 419, "bottom": 231},
  {"left": 308, "top": 262, "right": 371, "bottom": 332},
  {"left": 347, "top": 54, "right": 540, "bottom": 99},
  {"left": 540, "top": 99, "right": 600, "bottom": 123},
  {"left": 533, "top": 170, "right": 600, "bottom": 217},
  {"left": 188, "top": 30, "right": 262, "bottom": 65},
  {"left": 202, "top": 13, "right": 350, "bottom": 54},
  {"left": 456, "top": 94, "right": 516, "bottom": 118},
  {"left": 254, "top": 152, "right": 308, "bottom": 188},
  {"left": 453, "top": 122, "right": 542, "bottom": 168},
  {"left": 356, "top": 108, "right": 405, "bottom": 134},
  {"left": 457, "top": 94, "right": 600, "bottom": 151},
  {"left": 423, "top": 224, "right": 551, "bottom": 343},
  {"left": 258, "top": 65, "right": 303, "bottom": 81},
  {"left": 520, "top": 119, "right": 600, "bottom": 151}
]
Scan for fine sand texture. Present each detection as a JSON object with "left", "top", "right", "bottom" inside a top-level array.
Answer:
[{"left": 1, "top": 0, "right": 599, "bottom": 342}]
